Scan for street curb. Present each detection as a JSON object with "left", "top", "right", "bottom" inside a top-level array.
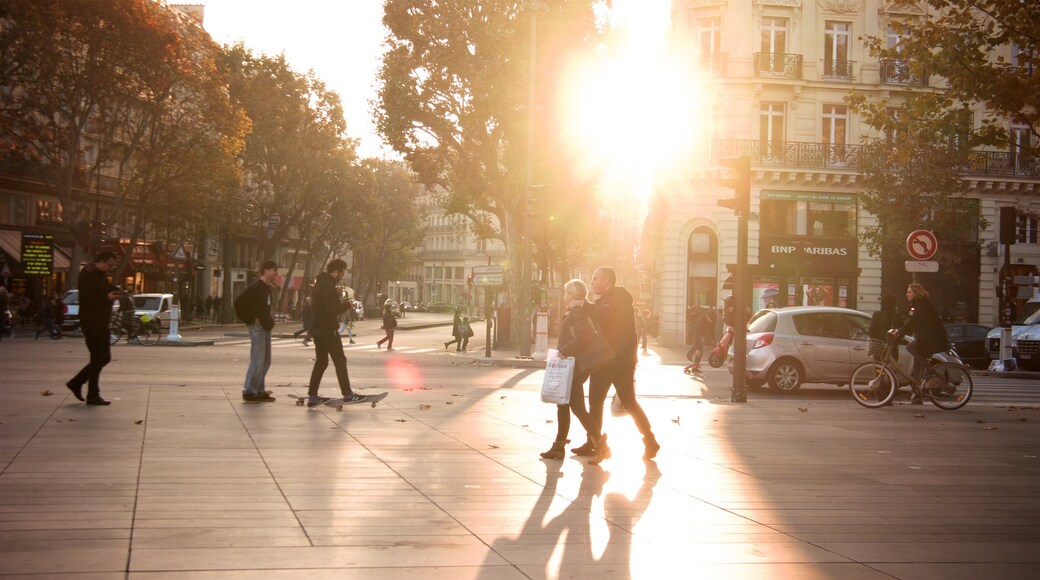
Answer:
[
  {"left": 972, "top": 369, "right": 1040, "bottom": 379},
  {"left": 468, "top": 356, "right": 547, "bottom": 369},
  {"left": 156, "top": 339, "right": 214, "bottom": 347}
]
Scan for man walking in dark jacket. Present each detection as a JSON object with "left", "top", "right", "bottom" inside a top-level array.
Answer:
[
  {"left": 581, "top": 267, "right": 659, "bottom": 461},
  {"left": 304, "top": 259, "right": 369, "bottom": 407},
  {"left": 66, "top": 251, "right": 121, "bottom": 405},
  {"left": 234, "top": 260, "right": 281, "bottom": 402}
]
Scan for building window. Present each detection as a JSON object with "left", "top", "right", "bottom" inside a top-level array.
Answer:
[
  {"left": 36, "top": 200, "right": 63, "bottom": 225},
  {"left": 759, "top": 103, "right": 785, "bottom": 159},
  {"left": 823, "top": 21, "right": 851, "bottom": 79},
  {"left": 699, "top": 17, "right": 723, "bottom": 73},
  {"left": 1018, "top": 214, "right": 1040, "bottom": 245},
  {"left": 1010, "top": 121, "right": 1035, "bottom": 174},
  {"left": 822, "top": 105, "right": 848, "bottom": 164},
  {"left": 761, "top": 198, "right": 857, "bottom": 238},
  {"left": 757, "top": 17, "right": 789, "bottom": 76}
]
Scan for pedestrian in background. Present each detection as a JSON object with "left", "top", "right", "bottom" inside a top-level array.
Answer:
[
  {"left": 376, "top": 302, "right": 397, "bottom": 351},
  {"left": 304, "top": 259, "right": 368, "bottom": 407},
  {"left": 445, "top": 308, "right": 464, "bottom": 351},
  {"left": 293, "top": 296, "right": 312, "bottom": 346},
  {"left": 33, "top": 293, "right": 58, "bottom": 340},
  {"left": 233, "top": 261, "right": 281, "bottom": 403},
  {"left": 684, "top": 305, "right": 714, "bottom": 373},
  {"left": 66, "top": 251, "right": 121, "bottom": 405}
]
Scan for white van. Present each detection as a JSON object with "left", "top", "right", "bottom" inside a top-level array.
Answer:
[
  {"left": 132, "top": 293, "right": 174, "bottom": 329},
  {"left": 985, "top": 296, "right": 1040, "bottom": 363}
]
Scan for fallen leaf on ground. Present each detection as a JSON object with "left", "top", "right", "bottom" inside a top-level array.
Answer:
[
  {"left": 798, "top": 407, "right": 808, "bottom": 412},
  {"left": 135, "top": 420, "right": 144, "bottom": 425},
  {"left": 418, "top": 404, "right": 432, "bottom": 410},
  {"left": 41, "top": 390, "right": 53, "bottom": 396},
  {"left": 976, "top": 419, "right": 987, "bottom": 424},
  {"left": 671, "top": 417, "right": 681, "bottom": 424},
  {"left": 522, "top": 424, "right": 529, "bottom": 428},
  {"left": 985, "top": 426, "right": 998, "bottom": 431},
  {"left": 1020, "top": 418, "right": 1028, "bottom": 422},
  {"left": 488, "top": 445, "right": 499, "bottom": 449},
  {"left": 445, "top": 401, "right": 453, "bottom": 405},
  {"left": 395, "top": 419, "right": 407, "bottom": 422},
  {"left": 914, "top": 414, "right": 925, "bottom": 418}
]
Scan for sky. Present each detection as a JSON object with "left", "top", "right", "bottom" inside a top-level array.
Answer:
[{"left": 196, "top": 0, "right": 391, "bottom": 159}]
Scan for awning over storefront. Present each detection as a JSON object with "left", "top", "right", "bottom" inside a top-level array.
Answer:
[{"left": 0, "top": 229, "right": 72, "bottom": 271}]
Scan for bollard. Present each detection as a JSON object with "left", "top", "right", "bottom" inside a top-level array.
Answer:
[
  {"left": 532, "top": 307, "right": 549, "bottom": 360},
  {"left": 166, "top": 304, "right": 183, "bottom": 342}
]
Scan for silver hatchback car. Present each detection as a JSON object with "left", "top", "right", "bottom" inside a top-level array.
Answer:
[{"left": 729, "top": 306, "right": 912, "bottom": 393}]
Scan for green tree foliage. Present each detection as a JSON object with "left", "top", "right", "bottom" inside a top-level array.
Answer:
[
  {"left": 866, "top": 0, "right": 1039, "bottom": 154},
  {"left": 218, "top": 43, "right": 354, "bottom": 263},
  {"left": 347, "top": 159, "right": 426, "bottom": 305},
  {"left": 376, "top": 0, "right": 601, "bottom": 294}
]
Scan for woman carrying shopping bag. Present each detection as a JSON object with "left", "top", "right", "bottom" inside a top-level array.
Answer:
[{"left": 540, "top": 279, "right": 610, "bottom": 463}]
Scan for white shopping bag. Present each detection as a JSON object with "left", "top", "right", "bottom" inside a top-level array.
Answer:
[{"left": 541, "top": 349, "right": 575, "bottom": 404}]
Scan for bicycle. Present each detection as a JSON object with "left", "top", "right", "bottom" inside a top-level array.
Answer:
[
  {"left": 849, "top": 335, "right": 972, "bottom": 410},
  {"left": 109, "top": 313, "right": 161, "bottom": 346}
]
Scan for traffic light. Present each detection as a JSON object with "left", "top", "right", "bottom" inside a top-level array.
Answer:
[
  {"left": 1000, "top": 206, "right": 1017, "bottom": 245},
  {"left": 717, "top": 156, "right": 751, "bottom": 216}
]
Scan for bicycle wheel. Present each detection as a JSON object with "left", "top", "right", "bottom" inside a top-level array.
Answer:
[
  {"left": 109, "top": 319, "right": 123, "bottom": 345},
  {"left": 849, "top": 362, "right": 897, "bottom": 409},
  {"left": 926, "top": 362, "right": 973, "bottom": 410},
  {"left": 136, "top": 322, "right": 160, "bottom": 346}
]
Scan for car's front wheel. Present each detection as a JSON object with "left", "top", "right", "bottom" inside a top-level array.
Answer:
[{"left": 767, "top": 359, "right": 803, "bottom": 392}]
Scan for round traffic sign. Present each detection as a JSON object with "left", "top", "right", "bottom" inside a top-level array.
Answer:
[{"left": 906, "top": 230, "right": 938, "bottom": 260}]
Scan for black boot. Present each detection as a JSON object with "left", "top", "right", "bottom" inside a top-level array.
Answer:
[{"left": 540, "top": 439, "right": 569, "bottom": 460}]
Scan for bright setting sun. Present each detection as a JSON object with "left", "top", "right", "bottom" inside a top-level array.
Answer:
[{"left": 559, "top": 0, "right": 710, "bottom": 204}]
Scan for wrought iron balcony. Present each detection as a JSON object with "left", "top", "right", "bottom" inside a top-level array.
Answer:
[
  {"left": 879, "top": 59, "right": 928, "bottom": 86},
  {"left": 754, "top": 52, "right": 803, "bottom": 80},
  {"left": 820, "top": 59, "right": 855, "bottom": 81},
  {"left": 713, "top": 139, "right": 1040, "bottom": 178}
]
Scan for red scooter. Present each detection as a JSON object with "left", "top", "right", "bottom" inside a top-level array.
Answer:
[{"left": 707, "top": 325, "right": 735, "bottom": 368}]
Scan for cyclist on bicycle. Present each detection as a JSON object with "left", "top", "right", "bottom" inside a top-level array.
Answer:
[
  {"left": 889, "top": 283, "right": 949, "bottom": 404},
  {"left": 117, "top": 289, "right": 136, "bottom": 338}
]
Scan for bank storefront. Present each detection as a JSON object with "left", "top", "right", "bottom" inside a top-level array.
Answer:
[{"left": 756, "top": 191, "right": 860, "bottom": 311}]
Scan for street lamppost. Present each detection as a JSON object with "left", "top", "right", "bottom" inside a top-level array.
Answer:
[{"left": 519, "top": 1, "right": 545, "bottom": 357}]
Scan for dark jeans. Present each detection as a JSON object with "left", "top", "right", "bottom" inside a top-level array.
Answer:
[
  {"left": 307, "top": 331, "right": 352, "bottom": 398},
  {"left": 69, "top": 322, "right": 111, "bottom": 400},
  {"left": 377, "top": 328, "right": 395, "bottom": 349},
  {"left": 588, "top": 360, "right": 653, "bottom": 439},
  {"left": 554, "top": 369, "right": 594, "bottom": 442}
]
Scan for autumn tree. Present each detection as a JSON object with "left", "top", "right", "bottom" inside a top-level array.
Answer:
[
  {"left": 0, "top": 0, "right": 244, "bottom": 285},
  {"left": 376, "top": 0, "right": 602, "bottom": 331}
]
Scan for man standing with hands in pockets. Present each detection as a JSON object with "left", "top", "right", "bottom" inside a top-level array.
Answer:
[
  {"left": 66, "top": 251, "right": 121, "bottom": 405},
  {"left": 234, "top": 260, "right": 281, "bottom": 402}
]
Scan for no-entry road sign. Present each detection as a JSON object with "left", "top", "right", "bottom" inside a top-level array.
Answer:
[{"left": 906, "top": 230, "right": 938, "bottom": 261}]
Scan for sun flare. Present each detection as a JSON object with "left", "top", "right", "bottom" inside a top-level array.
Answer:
[{"left": 559, "top": 0, "right": 709, "bottom": 204}]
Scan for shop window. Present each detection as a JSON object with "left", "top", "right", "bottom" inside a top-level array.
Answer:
[
  {"left": 761, "top": 199, "right": 856, "bottom": 237},
  {"left": 36, "top": 200, "right": 63, "bottom": 225}
]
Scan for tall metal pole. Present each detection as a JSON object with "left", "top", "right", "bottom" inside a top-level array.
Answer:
[{"left": 519, "top": 6, "right": 537, "bottom": 357}]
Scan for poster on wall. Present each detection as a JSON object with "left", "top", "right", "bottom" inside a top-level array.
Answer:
[
  {"left": 803, "top": 281, "right": 834, "bottom": 306},
  {"left": 752, "top": 279, "right": 780, "bottom": 311}
]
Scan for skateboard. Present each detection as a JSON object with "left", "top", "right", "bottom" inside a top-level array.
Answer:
[{"left": 288, "top": 392, "right": 388, "bottom": 410}]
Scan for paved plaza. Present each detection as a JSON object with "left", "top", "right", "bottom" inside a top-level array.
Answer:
[{"left": 1, "top": 321, "right": 1039, "bottom": 579}]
